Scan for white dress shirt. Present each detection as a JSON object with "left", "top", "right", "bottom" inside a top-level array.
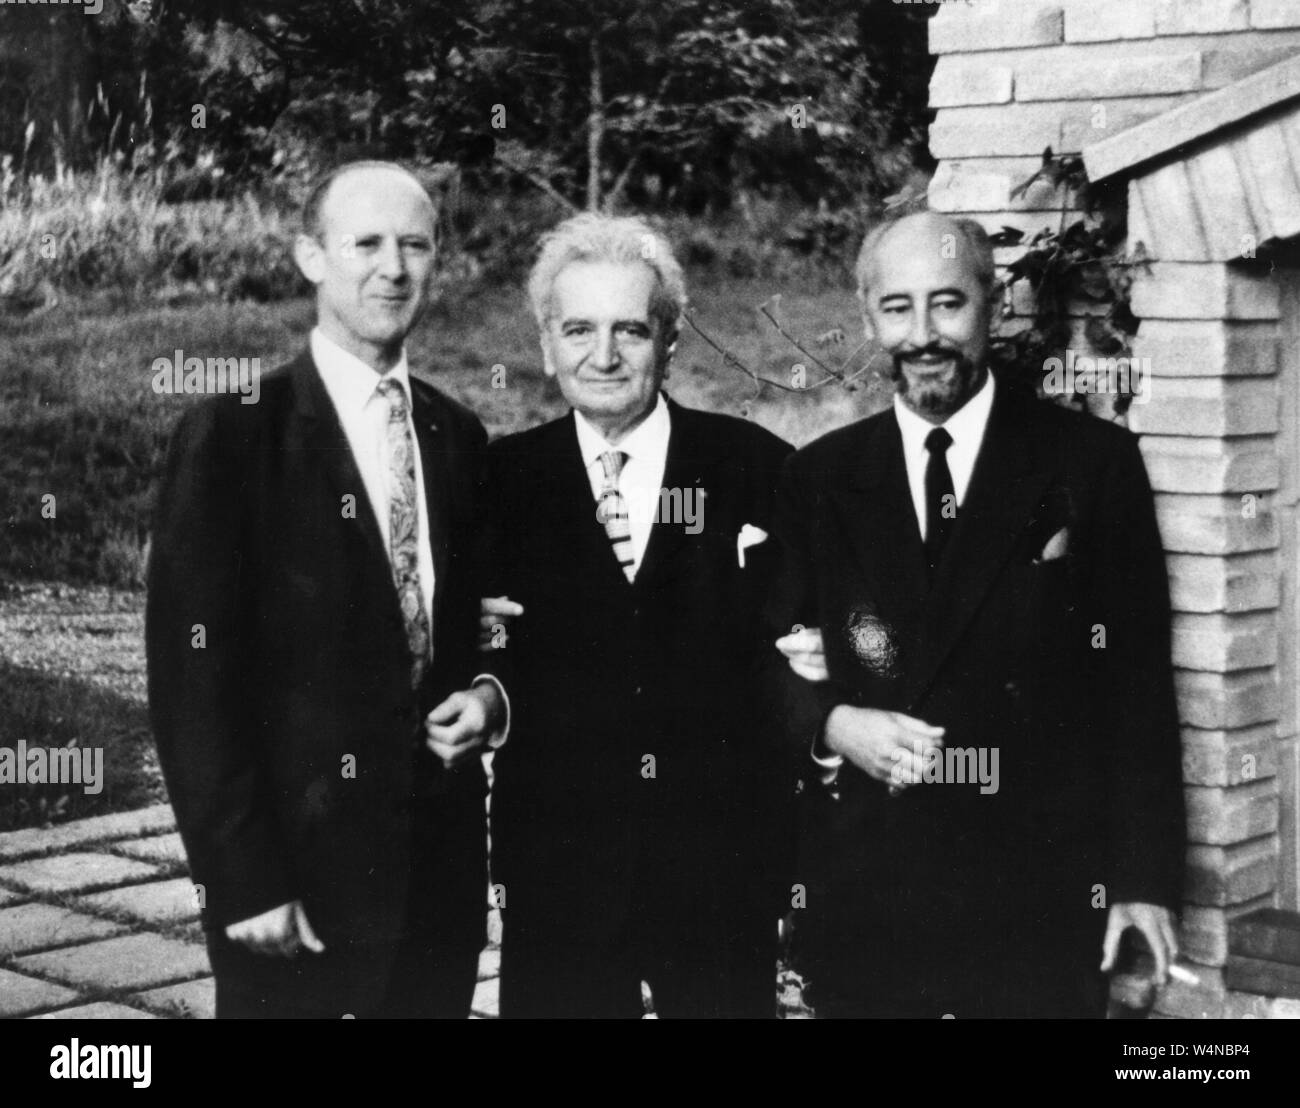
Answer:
[
  {"left": 573, "top": 394, "right": 671, "bottom": 580},
  {"left": 893, "top": 369, "right": 997, "bottom": 541},
  {"left": 312, "top": 328, "right": 434, "bottom": 628}
]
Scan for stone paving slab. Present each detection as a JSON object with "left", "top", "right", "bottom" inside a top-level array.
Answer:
[
  {"left": 33, "top": 1002, "right": 156, "bottom": 1019},
  {"left": 134, "top": 977, "right": 216, "bottom": 1020},
  {"left": 0, "top": 805, "right": 175, "bottom": 862},
  {"left": 0, "top": 903, "right": 126, "bottom": 957},
  {"left": 477, "top": 946, "right": 500, "bottom": 982},
  {"left": 13, "top": 932, "right": 210, "bottom": 993},
  {"left": 0, "top": 968, "right": 80, "bottom": 1018},
  {"left": 0, "top": 852, "right": 160, "bottom": 896},
  {"left": 78, "top": 878, "right": 201, "bottom": 927},
  {"left": 113, "top": 832, "right": 188, "bottom": 867},
  {"left": 471, "top": 975, "right": 499, "bottom": 1018}
]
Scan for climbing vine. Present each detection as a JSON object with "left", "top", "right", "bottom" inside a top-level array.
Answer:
[{"left": 991, "top": 149, "right": 1149, "bottom": 416}]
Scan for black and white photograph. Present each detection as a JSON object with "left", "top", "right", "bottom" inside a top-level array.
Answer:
[{"left": 0, "top": 0, "right": 1297, "bottom": 1076}]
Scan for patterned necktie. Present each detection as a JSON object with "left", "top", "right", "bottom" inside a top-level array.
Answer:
[
  {"left": 376, "top": 378, "right": 431, "bottom": 688},
  {"left": 596, "top": 450, "right": 635, "bottom": 582},
  {"left": 924, "top": 425, "right": 956, "bottom": 577}
]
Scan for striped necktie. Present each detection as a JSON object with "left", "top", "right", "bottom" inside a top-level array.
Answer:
[
  {"left": 376, "top": 377, "right": 431, "bottom": 688},
  {"left": 596, "top": 450, "right": 635, "bottom": 582}
]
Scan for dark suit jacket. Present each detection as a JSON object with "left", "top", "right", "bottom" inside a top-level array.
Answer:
[
  {"left": 481, "top": 399, "right": 792, "bottom": 950},
  {"left": 146, "top": 350, "right": 488, "bottom": 1014},
  {"left": 766, "top": 384, "right": 1185, "bottom": 1014}
]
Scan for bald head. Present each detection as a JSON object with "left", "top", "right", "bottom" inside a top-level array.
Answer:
[
  {"left": 855, "top": 212, "right": 997, "bottom": 304},
  {"left": 302, "top": 161, "right": 436, "bottom": 243}
]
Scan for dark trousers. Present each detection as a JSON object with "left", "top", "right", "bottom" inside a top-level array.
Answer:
[
  {"left": 499, "top": 903, "right": 775, "bottom": 1019},
  {"left": 213, "top": 930, "right": 479, "bottom": 1019}
]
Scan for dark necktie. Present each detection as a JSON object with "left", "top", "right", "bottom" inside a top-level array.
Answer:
[{"left": 924, "top": 426, "right": 956, "bottom": 575}]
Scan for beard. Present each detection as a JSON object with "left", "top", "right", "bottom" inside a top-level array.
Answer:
[{"left": 890, "top": 347, "right": 986, "bottom": 419}]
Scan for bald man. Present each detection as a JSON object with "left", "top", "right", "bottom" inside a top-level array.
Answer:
[
  {"left": 147, "top": 161, "right": 504, "bottom": 1018},
  {"left": 766, "top": 212, "right": 1185, "bottom": 1018}
]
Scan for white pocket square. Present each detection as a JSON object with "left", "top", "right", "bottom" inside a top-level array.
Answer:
[
  {"left": 1036, "top": 526, "right": 1070, "bottom": 562},
  {"left": 737, "top": 524, "right": 768, "bottom": 568}
]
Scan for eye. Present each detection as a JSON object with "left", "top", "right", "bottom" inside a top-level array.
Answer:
[
  {"left": 401, "top": 238, "right": 433, "bottom": 253},
  {"left": 933, "top": 297, "right": 965, "bottom": 313},
  {"left": 562, "top": 323, "right": 592, "bottom": 337},
  {"left": 616, "top": 323, "right": 651, "bottom": 340}
]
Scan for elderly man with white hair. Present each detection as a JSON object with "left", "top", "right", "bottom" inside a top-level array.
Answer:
[{"left": 478, "top": 212, "right": 794, "bottom": 1018}]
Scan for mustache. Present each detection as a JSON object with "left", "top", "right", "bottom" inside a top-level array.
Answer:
[{"left": 894, "top": 344, "right": 962, "bottom": 362}]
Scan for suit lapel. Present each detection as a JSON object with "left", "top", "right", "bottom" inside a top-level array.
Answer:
[
  {"left": 409, "top": 383, "right": 450, "bottom": 624},
  {"left": 905, "top": 389, "right": 1053, "bottom": 709},
  {"left": 552, "top": 412, "right": 636, "bottom": 597},
  {"left": 287, "top": 352, "right": 393, "bottom": 579},
  {"left": 635, "top": 398, "right": 701, "bottom": 590},
  {"left": 831, "top": 411, "right": 928, "bottom": 625}
]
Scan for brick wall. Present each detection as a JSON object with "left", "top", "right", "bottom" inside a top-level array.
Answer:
[{"left": 925, "top": 0, "right": 1300, "bottom": 1017}]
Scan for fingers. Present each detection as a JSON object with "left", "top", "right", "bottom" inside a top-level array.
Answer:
[
  {"left": 294, "top": 903, "right": 326, "bottom": 954},
  {"left": 426, "top": 693, "right": 487, "bottom": 769},
  {"left": 788, "top": 659, "right": 829, "bottom": 682},
  {"left": 1099, "top": 908, "right": 1124, "bottom": 973},
  {"left": 1160, "top": 911, "right": 1180, "bottom": 965},
  {"left": 775, "top": 628, "right": 823, "bottom": 658},
  {"left": 225, "top": 903, "right": 300, "bottom": 958},
  {"left": 480, "top": 596, "right": 524, "bottom": 618},
  {"left": 890, "top": 711, "right": 946, "bottom": 740},
  {"left": 1139, "top": 911, "right": 1172, "bottom": 985},
  {"left": 426, "top": 691, "right": 467, "bottom": 726}
]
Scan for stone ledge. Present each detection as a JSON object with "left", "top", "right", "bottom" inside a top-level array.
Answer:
[{"left": 1086, "top": 53, "right": 1300, "bottom": 182}]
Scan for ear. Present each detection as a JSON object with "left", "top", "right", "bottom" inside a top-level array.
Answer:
[
  {"left": 540, "top": 333, "right": 558, "bottom": 378},
  {"left": 294, "top": 233, "right": 326, "bottom": 285},
  {"left": 658, "top": 327, "right": 677, "bottom": 381}
]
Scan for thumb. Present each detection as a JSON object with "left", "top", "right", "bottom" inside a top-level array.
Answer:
[
  {"left": 1099, "top": 909, "right": 1123, "bottom": 973},
  {"left": 1142, "top": 918, "right": 1170, "bottom": 985},
  {"left": 295, "top": 903, "right": 325, "bottom": 953},
  {"left": 427, "top": 692, "right": 466, "bottom": 726}
]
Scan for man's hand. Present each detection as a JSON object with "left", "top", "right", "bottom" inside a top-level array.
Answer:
[
  {"left": 776, "top": 626, "right": 828, "bottom": 682},
  {"left": 426, "top": 682, "right": 504, "bottom": 769},
  {"left": 824, "top": 705, "right": 944, "bottom": 788},
  {"left": 478, "top": 596, "right": 524, "bottom": 653},
  {"left": 1101, "top": 902, "right": 1179, "bottom": 986},
  {"left": 224, "top": 899, "right": 324, "bottom": 958}
]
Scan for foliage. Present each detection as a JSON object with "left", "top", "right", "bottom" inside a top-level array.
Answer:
[
  {"left": 7, "top": 0, "right": 929, "bottom": 215},
  {"left": 991, "top": 149, "right": 1147, "bottom": 415},
  {"left": 0, "top": 151, "right": 304, "bottom": 307}
]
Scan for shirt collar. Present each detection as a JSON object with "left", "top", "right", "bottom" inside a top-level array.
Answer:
[
  {"left": 311, "top": 327, "right": 412, "bottom": 412},
  {"left": 573, "top": 393, "right": 672, "bottom": 468},
  {"left": 893, "top": 368, "right": 996, "bottom": 457}
]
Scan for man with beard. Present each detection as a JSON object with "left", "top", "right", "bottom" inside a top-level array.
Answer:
[{"left": 765, "top": 211, "right": 1185, "bottom": 1017}]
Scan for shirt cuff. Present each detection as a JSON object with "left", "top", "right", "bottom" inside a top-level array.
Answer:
[
  {"left": 472, "top": 674, "right": 510, "bottom": 749},
  {"left": 810, "top": 727, "right": 842, "bottom": 785}
]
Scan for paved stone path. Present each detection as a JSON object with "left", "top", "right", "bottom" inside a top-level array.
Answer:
[{"left": 0, "top": 804, "right": 504, "bottom": 1019}]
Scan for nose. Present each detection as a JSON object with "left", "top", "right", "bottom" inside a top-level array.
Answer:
[
  {"left": 377, "top": 238, "right": 408, "bottom": 281},
  {"left": 590, "top": 327, "right": 619, "bottom": 371},
  {"left": 907, "top": 306, "right": 935, "bottom": 350}
]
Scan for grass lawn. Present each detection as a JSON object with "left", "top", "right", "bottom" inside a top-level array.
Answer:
[{"left": 1, "top": 273, "right": 889, "bottom": 588}]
